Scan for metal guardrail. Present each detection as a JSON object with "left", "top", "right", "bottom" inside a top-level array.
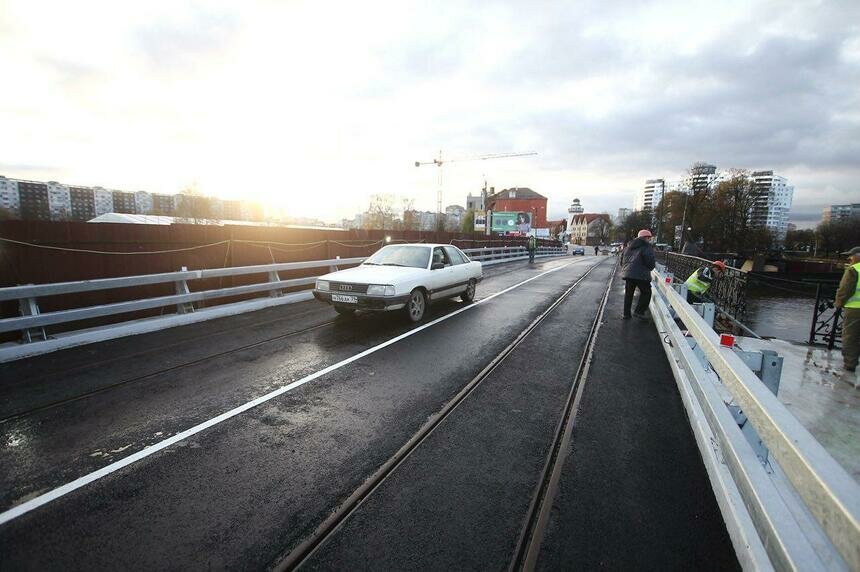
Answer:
[
  {"left": 810, "top": 282, "right": 844, "bottom": 349},
  {"left": 1, "top": 246, "right": 567, "bottom": 344},
  {"left": 461, "top": 246, "right": 565, "bottom": 263},
  {"left": 1, "top": 257, "right": 366, "bottom": 339},
  {"left": 662, "top": 252, "right": 749, "bottom": 321},
  {"left": 651, "top": 267, "right": 860, "bottom": 570}
]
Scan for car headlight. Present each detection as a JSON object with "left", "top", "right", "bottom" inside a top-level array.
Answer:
[
  {"left": 367, "top": 284, "right": 395, "bottom": 296},
  {"left": 316, "top": 280, "right": 330, "bottom": 291}
]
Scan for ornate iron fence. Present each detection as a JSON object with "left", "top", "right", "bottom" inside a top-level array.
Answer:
[
  {"left": 809, "top": 283, "right": 843, "bottom": 349},
  {"left": 662, "top": 253, "right": 748, "bottom": 320}
]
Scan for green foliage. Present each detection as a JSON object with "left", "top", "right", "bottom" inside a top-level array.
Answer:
[
  {"left": 815, "top": 220, "right": 860, "bottom": 256},
  {"left": 617, "top": 209, "right": 654, "bottom": 242},
  {"left": 460, "top": 209, "right": 475, "bottom": 233}
]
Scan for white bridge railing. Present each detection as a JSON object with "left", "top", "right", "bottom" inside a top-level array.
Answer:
[
  {"left": 650, "top": 266, "right": 859, "bottom": 571},
  {"left": 0, "top": 246, "right": 565, "bottom": 362}
]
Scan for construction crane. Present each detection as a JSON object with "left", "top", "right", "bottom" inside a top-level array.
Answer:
[{"left": 414, "top": 151, "right": 537, "bottom": 230}]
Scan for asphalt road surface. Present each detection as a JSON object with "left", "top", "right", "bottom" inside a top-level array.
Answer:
[{"left": 0, "top": 254, "right": 736, "bottom": 570}]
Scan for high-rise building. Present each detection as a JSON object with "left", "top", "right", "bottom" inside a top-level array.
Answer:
[
  {"left": 750, "top": 171, "right": 794, "bottom": 241},
  {"left": 635, "top": 179, "right": 665, "bottom": 211},
  {"left": 93, "top": 187, "right": 114, "bottom": 216},
  {"left": 0, "top": 176, "right": 20, "bottom": 217},
  {"left": 822, "top": 204, "right": 860, "bottom": 224},
  {"left": 152, "top": 193, "right": 176, "bottom": 215},
  {"left": 685, "top": 163, "right": 718, "bottom": 194},
  {"left": 617, "top": 208, "right": 633, "bottom": 224},
  {"left": 134, "top": 191, "right": 154, "bottom": 214},
  {"left": 69, "top": 187, "right": 96, "bottom": 221},
  {"left": 47, "top": 181, "right": 72, "bottom": 220},
  {"left": 17, "top": 180, "right": 51, "bottom": 221},
  {"left": 112, "top": 191, "right": 136, "bottom": 214},
  {"left": 0, "top": 175, "right": 261, "bottom": 223}
]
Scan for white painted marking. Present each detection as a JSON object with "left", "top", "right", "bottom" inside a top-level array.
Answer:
[{"left": 0, "top": 258, "right": 591, "bottom": 526}]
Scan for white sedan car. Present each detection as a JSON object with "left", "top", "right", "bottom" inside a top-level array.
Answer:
[{"left": 313, "top": 243, "right": 483, "bottom": 322}]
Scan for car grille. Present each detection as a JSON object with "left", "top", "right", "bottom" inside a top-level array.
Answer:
[{"left": 330, "top": 282, "right": 368, "bottom": 294}]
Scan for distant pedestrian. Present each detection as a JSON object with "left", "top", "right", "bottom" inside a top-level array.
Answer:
[
  {"left": 685, "top": 260, "right": 726, "bottom": 303},
  {"left": 594, "top": 244, "right": 599, "bottom": 256},
  {"left": 621, "top": 230, "right": 656, "bottom": 321},
  {"left": 527, "top": 235, "right": 537, "bottom": 263},
  {"left": 835, "top": 246, "right": 860, "bottom": 372}
]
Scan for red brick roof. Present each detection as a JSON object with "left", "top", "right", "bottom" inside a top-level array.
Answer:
[{"left": 571, "top": 213, "right": 611, "bottom": 224}]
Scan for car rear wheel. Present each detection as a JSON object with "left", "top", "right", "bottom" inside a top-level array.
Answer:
[
  {"left": 405, "top": 289, "right": 426, "bottom": 322},
  {"left": 461, "top": 279, "right": 476, "bottom": 303},
  {"left": 334, "top": 306, "right": 355, "bottom": 316}
]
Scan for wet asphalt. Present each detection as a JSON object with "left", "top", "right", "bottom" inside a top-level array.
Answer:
[
  {"left": 0, "top": 255, "right": 737, "bottom": 570},
  {"left": 1, "top": 255, "right": 621, "bottom": 569}
]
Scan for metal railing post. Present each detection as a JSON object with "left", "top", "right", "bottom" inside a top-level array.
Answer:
[
  {"left": 18, "top": 291, "right": 47, "bottom": 343},
  {"left": 174, "top": 267, "right": 195, "bottom": 314},
  {"left": 267, "top": 270, "right": 282, "bottom": 298}
]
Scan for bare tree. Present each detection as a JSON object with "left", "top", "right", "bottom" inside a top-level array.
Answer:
[
  {"left": 365, "top": 194, "right": 397, "bottom": 230},
  {"left": 174, "top": 184, "right": 214, "bottom": 224},
  {"left": 401, "top": 198, "right": 418, "bottom": 231},
  {"left": 592, "top": 215, "right": 613, "bottom": 245}
]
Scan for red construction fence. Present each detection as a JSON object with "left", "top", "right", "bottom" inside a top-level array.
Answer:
[{"left": 0, "top": 221, "right": 559, "bottom": 336}]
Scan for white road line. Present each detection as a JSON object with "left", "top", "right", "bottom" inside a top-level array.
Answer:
[{"left": 0, "top": 258, "right": 589, "bottom": 526}]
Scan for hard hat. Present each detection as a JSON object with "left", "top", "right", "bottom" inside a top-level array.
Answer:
[
  {"left": 637, "top": 229, "right": 652, "bottom": 238},
  {"left": 713, "top": 260, "right": 726, "bottom": 270}
]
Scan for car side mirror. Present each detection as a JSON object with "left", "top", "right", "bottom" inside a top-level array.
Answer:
[{"left": 431, "top": 262, "right": 445, "bottom": 270}]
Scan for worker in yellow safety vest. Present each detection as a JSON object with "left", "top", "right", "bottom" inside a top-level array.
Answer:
[
  {"left": 684, "top": 260, "right": 726, "bottom": 303},
  {"left": 835, "top": 246, "right": 860, "bottom": 373}
]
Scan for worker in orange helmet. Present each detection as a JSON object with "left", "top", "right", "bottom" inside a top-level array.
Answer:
[
  {"left": 685, "top": 260, "right": 726, "bottom": 303},
  {"left": 620, "top": 229, "right": 656, "bottom": 321}
]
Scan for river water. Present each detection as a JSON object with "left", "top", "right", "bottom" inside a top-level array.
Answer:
[{"left": 745, "top": 293, "right": 816, "bottom": 343}]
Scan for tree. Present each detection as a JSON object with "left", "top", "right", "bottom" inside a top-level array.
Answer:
[
  {"left": 460, "top": 209, "right": 475, "bottom": 233},
  {"left": 593, "top": 215, "right": 613, "bottom": 245},
  {"left": 784, "top": 228, "right": 815, "bottom": 252},
  {"left": 815, "top": 219, "right": 860, "bottom": 256},
  {"left": 174, "top": 184, "right": 214, "bottom": 223},
  {"left": 698, "top": 171, "right": 758, "bottom": 253},
  {"left": 400, "top": 198, "right": 418, "bottom": 231},
  {"left": 365, "top": 194, "right": 397, "bottom": 230},
  {"left": 617, "top": 209, "right": 654, "bottom": 242}
]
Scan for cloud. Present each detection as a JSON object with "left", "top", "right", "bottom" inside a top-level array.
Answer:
[
  {"left": 134, "top": 6, "right": 240, "bottom": 71},
  {"left": 0, "top": 0, "right": 857, "bottom": 223}
]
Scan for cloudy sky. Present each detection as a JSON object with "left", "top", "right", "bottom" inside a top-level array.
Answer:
[{"left": 1, "top": 0, "right": 858, "bottom": 227}]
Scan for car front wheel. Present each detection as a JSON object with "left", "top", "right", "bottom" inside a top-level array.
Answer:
[
  {"left": 406, "top": 289, "right": 427, "bottom": 322},
  {"left": 461, "top": 279, "right": 476, "bottom": 303}
]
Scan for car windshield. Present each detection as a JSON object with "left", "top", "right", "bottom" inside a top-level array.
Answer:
[{"left": 363, "top": 245, "right": 431, "bottom": 269}]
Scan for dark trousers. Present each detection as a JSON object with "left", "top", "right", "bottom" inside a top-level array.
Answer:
[
  {"left": 686, "top": 291, "right": 705, "bottom": 304},
  {"left": 528, "top": 250, "right": 535, "bottom": 263},
  {"left": 623, "top": 279, "right": 651, "bottom": 317},
  {"left": 843, "top": 308, "right": 859, "bottom": 369}
]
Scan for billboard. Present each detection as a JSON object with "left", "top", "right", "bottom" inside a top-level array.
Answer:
[{"left": 491, "top": 211, "right": 531, "bottom": 233}]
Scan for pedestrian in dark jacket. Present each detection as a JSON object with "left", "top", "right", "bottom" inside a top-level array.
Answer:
[{"left": 621, "top": 230, "right": 656, "bottom": 321}]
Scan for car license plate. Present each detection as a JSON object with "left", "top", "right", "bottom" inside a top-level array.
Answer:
[{"left": 331, "top": 294, "right": 358, "bottom": 304}]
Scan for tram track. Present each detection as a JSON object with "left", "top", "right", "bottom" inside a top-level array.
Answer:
[
  {"left": 510, "top": 261, "right": 614, "bottom": 571},
  {"left": 272, "top": 257, "right": 612, "bottom": 571}
]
